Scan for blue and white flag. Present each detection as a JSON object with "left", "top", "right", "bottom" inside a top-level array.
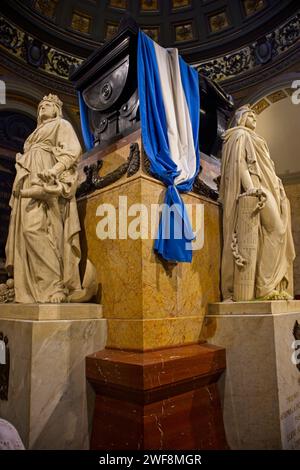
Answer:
[{"left": 137, "top": 31, "right": 200, "bottom": 262}]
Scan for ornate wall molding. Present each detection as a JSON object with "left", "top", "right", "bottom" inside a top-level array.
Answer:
[
  {"left": 0, "top": 15, "right": 83, "bottom": 81},
  {"left": 195, "top": 12, "right": 300, "bottom": 83},
  {"left": 0, "top": 49, "right": 76, "bottom": 95},
  {"left": 223, "top": 46, "right": 300, "bottom": 97},
  {"left": 4, "top": 0, "right": 298, "bottom": 60},
  {"left": 0, "top": 11, "right": 298, "bottom": 90}
]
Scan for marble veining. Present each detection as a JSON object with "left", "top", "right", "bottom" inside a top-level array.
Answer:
[
  {"left": 205, "top": 301, "right": 300, "bottom": 449},
  {"left": 0, "top": 316, "right": 107, "bottom": 449}
]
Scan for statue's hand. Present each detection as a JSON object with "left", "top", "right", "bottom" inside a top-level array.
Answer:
[
  {"left": 43, "top": 181, "right": 63, "bottom": 197},
  {"left": 38, "top": 168, "right": 57, "bottom": 184},
  {"left": 239, "top": 187, "right": 267, "bottom": 212},
  {"left": 242, "top": 188, "right": 266, "bottom": 198}
]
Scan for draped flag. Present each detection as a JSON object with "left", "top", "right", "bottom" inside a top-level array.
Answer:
[
  {"left": 77, "top": 91, "right": 94, "bottom": 151},
  {"left": 137, "top": 31, "right": 200, "bottom": 262}
]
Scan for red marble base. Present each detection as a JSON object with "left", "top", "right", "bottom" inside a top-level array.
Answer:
[{"left": 86, "top": 343, "right": 228, "bottom": 450}]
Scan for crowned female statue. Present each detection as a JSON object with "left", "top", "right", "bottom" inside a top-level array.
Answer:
[
  {"left": 5, "top": 94, "right": 96, "bottom": 303},
  {"left": 219, "top": 105, "right": 295, "bottom": 301}
]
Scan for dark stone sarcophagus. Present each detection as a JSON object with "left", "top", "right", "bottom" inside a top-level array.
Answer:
[
  {"left": 70, "top": 18, "right": 234, "bottom": 199},
  {"left": 70, "top": 20, "right": 140, "bottom": 149}
]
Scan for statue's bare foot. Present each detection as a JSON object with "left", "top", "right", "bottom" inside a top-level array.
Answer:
[{"left": 50, "top": 292, "right": 67, "bottom": 303}]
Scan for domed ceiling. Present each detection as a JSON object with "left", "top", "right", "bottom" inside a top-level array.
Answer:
[{"left": 1, "top": 0, "right": 298, "bottom": 61}]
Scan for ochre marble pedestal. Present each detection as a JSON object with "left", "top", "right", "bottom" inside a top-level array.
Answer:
[
  {"left": 77, "top": 132, "right": 221, "bottom": 350},
  {"left": 86, "top": 344, "right": 228, "bottom": 450},
  {"left": 78, "top": 130, "right": 226, "bottom": 449},
  {"left": 0, "top": 303, "right": 106, "bottom": 449},
  {"left": 204, "top": 300, "right": 300, "bottom": 449}
]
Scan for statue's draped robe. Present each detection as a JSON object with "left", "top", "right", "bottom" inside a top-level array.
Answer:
[
  {"left": 5, "top": 117, "right": 82, "bottom": 303},
  {"left": 219, "top": 126, "right": 295, "bottom": 300}
]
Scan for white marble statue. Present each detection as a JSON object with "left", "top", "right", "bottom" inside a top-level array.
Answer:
[
  {"left": 5, "top": 94, "right": 97, "bottom": 303},
  {"left": 219, "top": 105, "right": 295, "bottom": 301}
]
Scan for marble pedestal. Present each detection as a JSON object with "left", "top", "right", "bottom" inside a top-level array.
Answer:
[
  {"left": 204, "top": 300, "right": 300, "bottom": 449},
  {"left": 78, "top": 130, "right": 226, "bottom": 449},
  {"left": 0, "top": 303, "right": 107, "bottom": 449},
  {"left": 77, "top": 132, "right": 221, "bottom": 351},
  {"left": 87, "top": 344, "right": 228, "bottom": 450}
]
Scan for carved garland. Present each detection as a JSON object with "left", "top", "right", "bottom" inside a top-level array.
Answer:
[{"left": 77, "top": 142, "right": 140, "bottom": 197}]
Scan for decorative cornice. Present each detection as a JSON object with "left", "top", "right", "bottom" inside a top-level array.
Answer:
[
  {"left": 0, "top": 11, "right": 299, "bottom": 90},
  {"left": 223, "top": 45, "right": 300, "bottom": 96},
  {"left": 194, "top": 12, "right": 300, "bottom": 83},
  {"left": 0, "top": 15, "right": 83, "bottom": 81},
  {"left": 0, "top": 48, "right": 76, "bottom": 95}
]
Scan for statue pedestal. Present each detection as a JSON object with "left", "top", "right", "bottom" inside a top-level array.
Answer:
[
  {"left": 204, "top": 300, "right": 300, "bottom": 449},
  {"left": 86, "top": 344, "right": 228, "bottom": 450},
  {"left": 0, "top": 304, "right": 106, "bottom": 449}
]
